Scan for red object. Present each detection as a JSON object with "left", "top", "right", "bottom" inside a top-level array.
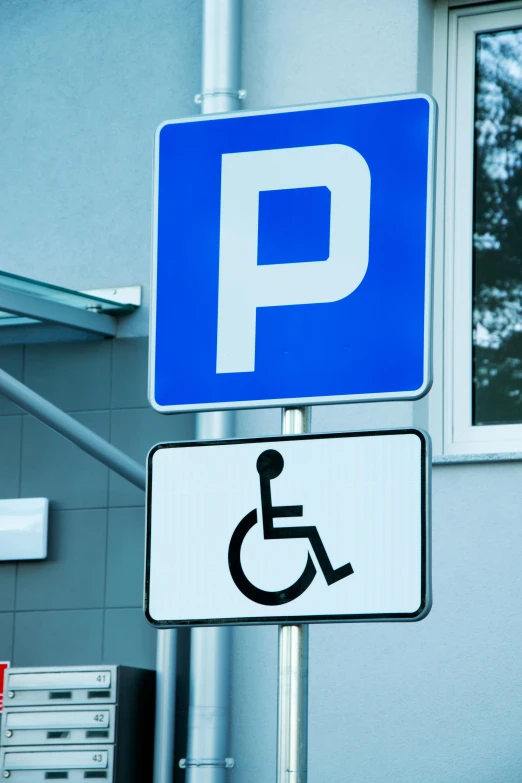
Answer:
[{"left": 0, "top": 662, "right": 10, "bottom": 712}]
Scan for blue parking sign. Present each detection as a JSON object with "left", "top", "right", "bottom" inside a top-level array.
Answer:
[{"left": 150, "top": 94, "right": 435, "bottom": 412}]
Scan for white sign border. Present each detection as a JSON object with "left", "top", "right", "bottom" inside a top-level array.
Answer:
[
  {"left": 145, "top": 428, "right": 432, "bottom": 627},
  {"left": 149, "top": 92, "right": 437, "bottom": 413}
]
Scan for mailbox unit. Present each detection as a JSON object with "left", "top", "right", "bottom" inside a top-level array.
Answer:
[
  {"left": 0, "top": 666, "right": 154, "bottom": 782},
  {"left": 1, "top": 745, "right": 115, "bottom": 781},
  {"left": 2, "top": 706, "right": 117, "bottom": 746}
]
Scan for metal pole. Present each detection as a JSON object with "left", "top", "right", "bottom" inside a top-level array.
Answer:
[
  {"left": 183, "top": 2, "right": 243, "bottom": 780},
  {"left": 183, "top": 412, "right": 234, "bottom": 782},
  {"left": 197, "top": 0, "right": 243, "bottom": 115},
  {"left": 184, "top": 625, "right": 232, "bottom": 780},
  {"left": 277, "top": 407, "right": 311, "bottom": 783}
]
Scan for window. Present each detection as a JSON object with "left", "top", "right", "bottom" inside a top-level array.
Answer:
[{"left": 441, "top": 1, "right": 522, "bottom": 454}]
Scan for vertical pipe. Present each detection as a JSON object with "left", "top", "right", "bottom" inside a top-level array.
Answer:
[
  {"left": 185, "top": 5, "right": 242, "bottom": 780},
  {"left": 186, "top": 626, "right": 232, "bottom": 783},
  {"left": 277, "top": 408, "right": 311, "bottom": 783},
  {"left": 199, "top": 0, "right": 242, "bottom": 114},
  {"left": 154, "top": 630, "right": 178, "bottom": 783}
]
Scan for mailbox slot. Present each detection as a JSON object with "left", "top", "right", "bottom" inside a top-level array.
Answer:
[
  {"left": 0, "top": 745, "right": 113, "bottom": 782},
  {"left": 4, "top": 668, "right": 116, "bottom": 707},
  {"left": 2, "top": 707, "right": 114, "bottom": 746}
]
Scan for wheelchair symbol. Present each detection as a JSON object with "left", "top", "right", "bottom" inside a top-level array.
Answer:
[{"left": 228, "top": 449, "right": 354, "bottom": 606}]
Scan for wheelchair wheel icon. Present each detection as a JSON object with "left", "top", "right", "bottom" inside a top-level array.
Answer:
[{"left": 228, "top": 449, "right": 354, "bottom": 606}]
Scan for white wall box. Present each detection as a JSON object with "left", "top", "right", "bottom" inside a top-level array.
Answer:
[{"left": 0, "top": 499, "right": 48, "bottom": 561}]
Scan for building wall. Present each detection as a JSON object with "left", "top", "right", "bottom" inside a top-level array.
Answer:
[
  {"left": 242, "top": 0, "right": 424, "bottom": 110},
  {"left": 232, "top": 458, "right": 522, "bottom": 783},
  {"left": 0, "top": 338, "right": 193, "bottom": 672},
  {"left": 2, "top": 1, "right": 521, "bottom": 782}
]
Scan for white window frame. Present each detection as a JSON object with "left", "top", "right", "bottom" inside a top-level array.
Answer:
[{"left": 433, "top": 0, "right": 522, "bottom": 456}]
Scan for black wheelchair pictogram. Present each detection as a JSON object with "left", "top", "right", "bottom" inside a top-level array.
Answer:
[{"left": 228, "top": 449, "right": 354, "bottom": 606}]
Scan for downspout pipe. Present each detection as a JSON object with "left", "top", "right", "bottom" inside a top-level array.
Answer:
[
  {"left": 185, "top": 411, "right": 234, "bottom": 783},
  {"left": 154, "top": 630, "right": 177, "bottom": 783},
  {"left": 183, "top": 2, "right": 243, "bottom": 781},
  {"left": 196, "top": 0, "right": 243, "bottom": 115}
]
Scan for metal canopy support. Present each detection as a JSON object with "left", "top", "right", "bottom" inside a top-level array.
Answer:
[
  {"left": 0, "top": 368, "right": 144, "bottom": 488},
  {"left": 0, "top": 288, "right": 117, "bottom": 337},
  {"left": 0, "top": 274, "right": 140, "bottom": 337}
]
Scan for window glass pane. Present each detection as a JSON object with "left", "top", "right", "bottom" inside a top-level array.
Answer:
[{"left": 473, "top": 27, "right": 522, "bottom": 425}]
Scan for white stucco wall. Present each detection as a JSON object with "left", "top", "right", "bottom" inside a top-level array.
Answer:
[
  {"left": 231, "top": 457, "right": 522, "bottom": 783},
  {"left": 242, "top": 0, "right": 425, "bottom": 111}
]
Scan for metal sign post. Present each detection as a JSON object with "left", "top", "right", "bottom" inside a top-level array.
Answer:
[
  {"left": 146, "top": 426, "right": 430, "bottom": 779},
  {"left": 278, "top": 625, "right": 308, "bottom": 783},
  {"left": 278, "top": 407, "right": 310, "bottom": 783},
  {"left": 149, "top": 89, "right": 436, "bottom": 782}
]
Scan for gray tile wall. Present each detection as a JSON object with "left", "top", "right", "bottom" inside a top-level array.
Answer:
[{"left": 0, "top": 337, "right": 194, "bottom": 670}]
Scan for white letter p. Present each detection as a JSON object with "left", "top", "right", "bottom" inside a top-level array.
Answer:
[{"left": 216, "top": 144, "right": 371, "bottom": 374}]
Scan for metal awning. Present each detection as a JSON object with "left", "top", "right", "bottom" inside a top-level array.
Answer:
[{"left": 0, "top": 271, "right": 140, "bottom": 338}]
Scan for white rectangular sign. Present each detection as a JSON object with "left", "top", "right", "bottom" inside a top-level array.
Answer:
[{"left": 145, "top": 429, "right": 431, "bottom": 626}]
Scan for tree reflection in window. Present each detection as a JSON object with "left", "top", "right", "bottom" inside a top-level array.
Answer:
[{"left": 473, "top": 27, "right": 522, "bottom": 424}]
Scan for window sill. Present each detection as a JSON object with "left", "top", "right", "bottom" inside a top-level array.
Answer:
[{"left": 434, "top": 451, "right": 522, "bottom": 465}]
